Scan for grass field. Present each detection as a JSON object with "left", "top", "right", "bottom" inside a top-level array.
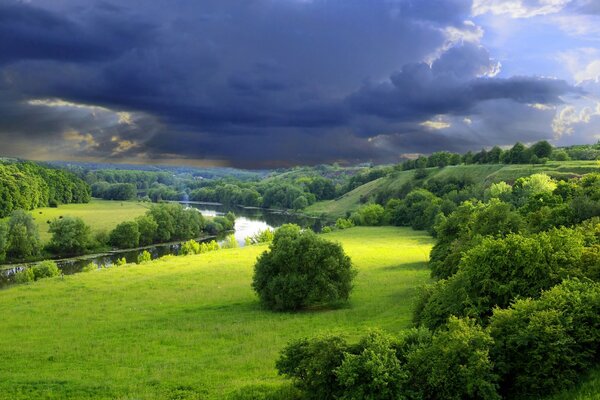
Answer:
[
  {"left": 550, "top": 369, "right": 600, "bottom": 400},
  {"left": 306, "top": 161, "right": 600, "bottom": 218},
  {"left": 29, "top": 199, "right": 151, "bottom": 243},
  {"left": 0, "top": 227, "right": 433, "bottom": 399}
]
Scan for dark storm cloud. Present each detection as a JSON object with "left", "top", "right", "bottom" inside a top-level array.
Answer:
[
  {"left": 0, "top": 1, "right": 155, "bottom": 65},
  {"left": 0, "top": 0, "right": 587, "bottom": 166},
  {"left": 347, "top": 43, "right": 579, "bottom": 123}
]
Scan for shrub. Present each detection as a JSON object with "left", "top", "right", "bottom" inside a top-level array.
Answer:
[
  {"left": 137, "top": 250, "right": 152, "bottom": 264},
  {"left": 252, "top": 224, "right": 355, "bottom": 311},
  {"left": 32, "top": 260, "right": 60, "bottom": 280},
  {"left": 81, "top": 262, "right": 97, "bottom": 272},
  {"left": 13, "top": 267, "right": 34, "bottom": 284},
  {"left": 320, "top": 226, "right": 333, "bottom": 234},
  {"left": 245, "top": 229, "right": 275, "bottom": 245},
  {"left": 335, "top": 331, "right": 407, "bottom": 400},
  {"left": 114, "top": 257, "right": 127, "bottom": 266},
  {"left": 276, "top": 335, "right": 349, "bottom": 399},
  {"left": 351, "top": 204, "right": 385, "bottom": 226},
  {"left": 335, "top": 218, "right": 354, "bottom": 230},
  {"left": 180, "top": 239, "right": 201, "bottom": 255},
  {"left": 407, "top": 317, "right": 500, "bottom": 400},
  {"left": 221, "top": 234, "right": 239, "bottom": 249},
  {"left": 489, "top": 279, "right": 600, "bottom": 399}
]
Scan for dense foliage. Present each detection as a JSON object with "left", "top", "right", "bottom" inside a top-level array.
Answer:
[
  {"left": 252, "top": 224, "right": 355, "bottom": 311},
  {"left": 0, "top": 161, "right": 90, "bottom": 218},
  {"left": 274, "top": 168, "right": 600, "bottom": 399},
  {"left": 106, "top": 203, "right": 216, "bottom": 250}
]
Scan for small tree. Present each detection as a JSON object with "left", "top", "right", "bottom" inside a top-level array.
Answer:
[
  {"left": 6, "top": 210, "right": 41, "bottom": 259},
  {"left": 252, "top": 224, "right": 355, "bottom": 311}
]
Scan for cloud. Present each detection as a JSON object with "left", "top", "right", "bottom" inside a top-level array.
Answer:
[
  {"left": 0, "top": 0, "right": 596, "bottom": 167},
  {"left": 472, "top": 0, "right": 571, "bottom": 18}
]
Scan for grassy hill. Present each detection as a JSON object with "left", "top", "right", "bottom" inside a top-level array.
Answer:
[
  {"left": 306, "top": 161, "right": 600, "bottom": 218},
  {"left": 0, "top": 227, "right": 433, "bottom": 399}
]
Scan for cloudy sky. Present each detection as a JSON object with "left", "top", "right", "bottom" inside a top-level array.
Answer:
[{"left": 1, "top": 0, "right": 599, "bottom": 168}]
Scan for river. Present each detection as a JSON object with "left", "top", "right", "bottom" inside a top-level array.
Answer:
[{"left": 0, "top": 203, "right": 325, "bottom": 288}]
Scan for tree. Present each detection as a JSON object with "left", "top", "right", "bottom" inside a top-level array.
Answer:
[
  {"left": 530, "top": 140, "right": 553, "bottom": 158},
  {"left": 419, "top": 228, "right": 585, "bottom": 329},
  {"left": 135, "top": 215, "right": 158, "bottom": 246},
  {"left": 109, "top": 221, "right": 140, "bottom": 249},
  {"left": 292, "top": 196, "right": 308, "bottom": 210},
  {"left": 0, "top": 222, "right": 7, "bottom": 262},
  {"left": 48, "top": 216, "right": 93, "bottom": 256},
  {"left": 6, "top": 210, "right": 41, "bottom": 259},
  {"left": 252, "top": 224, "right": 356, "bottom": 311}
]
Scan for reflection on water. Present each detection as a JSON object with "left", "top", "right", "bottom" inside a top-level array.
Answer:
[{"left": 0, "top": 203, "right": 325, "bottom": 288}]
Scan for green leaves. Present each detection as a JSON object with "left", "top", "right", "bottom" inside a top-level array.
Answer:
[{"left": 252, "top": 224, "right": 355, "bottom": 311}]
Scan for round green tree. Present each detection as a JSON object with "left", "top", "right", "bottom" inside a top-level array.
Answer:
[{"left": 252, "top": 224, "right": 355, "bottom": 311}]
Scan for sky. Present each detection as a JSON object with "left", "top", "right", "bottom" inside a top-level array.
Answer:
[{"left": 1, "top": 0, "right": 600, "bottom": 168}]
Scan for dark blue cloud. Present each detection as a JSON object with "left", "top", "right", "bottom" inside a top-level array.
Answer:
[{"left": 0, "top": 0, "right": 589, "bottom": 167}]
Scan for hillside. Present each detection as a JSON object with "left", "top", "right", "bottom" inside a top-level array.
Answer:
[
  {"left": 306, "top": 161, "right": 600, "bottom": 218},
  {"left": 0, "top": 227, "right": 433, "bottom": 399}
]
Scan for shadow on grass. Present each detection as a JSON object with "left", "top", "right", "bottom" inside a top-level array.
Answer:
[{"left": 381, "top": 261, "right": 429, "bottom": 272}]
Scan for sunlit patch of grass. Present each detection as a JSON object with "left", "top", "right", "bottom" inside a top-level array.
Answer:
[
  {"left": 0, "top": 227, "right": 433, "bottom": 399},
  {"left": 29, "top": 199, "right": 150, "bottom": 242}
]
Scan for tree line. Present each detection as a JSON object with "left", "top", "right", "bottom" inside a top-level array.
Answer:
[
  {"left": 0, "top": 203, "right": 232, "bottom": 263},
  {"left": 0, "top": 161, "right": 90, "bottom": 218}
]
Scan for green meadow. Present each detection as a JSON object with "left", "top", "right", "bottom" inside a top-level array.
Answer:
[
  {"left": 29, "top": 199, "right": 150, "bottom": 243},
  {"left": 0, "top": 227, "right": 433, "bottom": 399}
]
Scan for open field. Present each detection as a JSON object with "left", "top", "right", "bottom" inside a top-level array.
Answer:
[
  {"left": 28, "top": 199, "right": 151, "bottom": 243},
  {"left": 0, "top": 227, "right": 433, "bottom": 399},
  {"left": 306, "top": 161, "right": 600, "bottom": 218}
]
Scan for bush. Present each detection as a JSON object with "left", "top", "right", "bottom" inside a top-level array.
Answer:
[
  {"left": 245, "top": 229, "right": 275, "bottom": 245},
  {"left": 180, "top": 239, "right": 201, "bottom": 255},
  {"left": 335, "top": 331, "right": 407, "bottom": 400},
  {"left": 114, "top": 257, "right": 127, "bottom": 266},
  {"left": 320, "top": 226, "right": 333, "bottom": 234},
  {"left": 13, "top": 267, "right": 34, "bottom": 284},
  {"left": 252, "top": 224, "right": 355, "bottom": 311},
  {"left": 490, "top": 279, "right": 600, "bottom": 399},
  {"left": 335, "top": 218, "right": 354, "bottom": 230},
  {"left": 351, "top": 204, "right": 385, "bottom": 226},
  {"left": 81, "top": 262, "right": 96, "bottom": 272},
  {"left": 137, "top": 250, "right": 152, "bottom": 264},
  {"left": 276, "top": 335, "right": 349, "bottom": 399},
  {"left": 32, "top": 260, "right": 60, "bottom": 280},
  {"left": 221, "top": 234, "right": 239, "bottom": 249},
  {"left": 407, "top": 317, "right": 500, "bottom": 400}
]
